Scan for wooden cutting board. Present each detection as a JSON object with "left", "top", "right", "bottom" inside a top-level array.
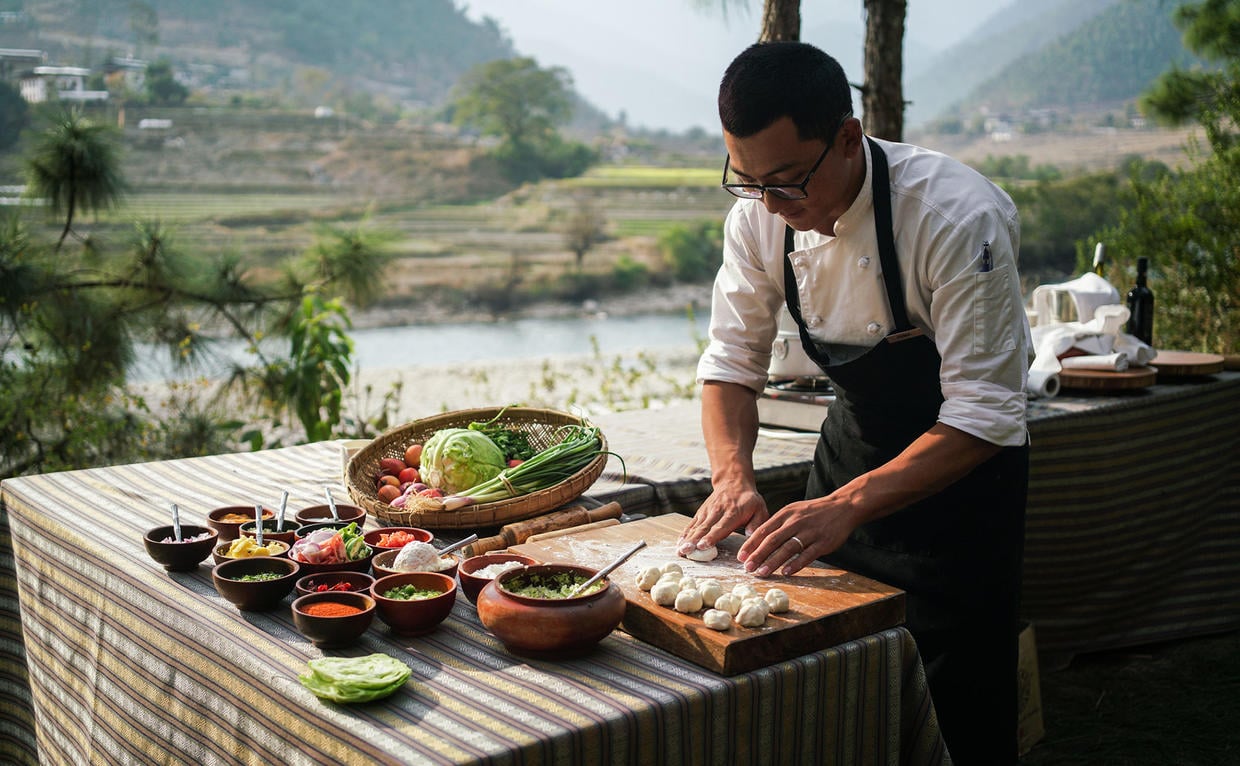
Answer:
[
  {"left": 511, "top": 514, "right": 905, "bottom": 675},
  {"left": 1150, "top": 351, "right": 1225, "bottom": 378},
  {"left": 1058, "top": 365, "right": 1157, "bottom": 391}
]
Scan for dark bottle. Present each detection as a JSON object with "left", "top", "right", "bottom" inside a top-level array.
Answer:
[{"left": 1125, "top": 257, "right": 1154, "bottom": 345}]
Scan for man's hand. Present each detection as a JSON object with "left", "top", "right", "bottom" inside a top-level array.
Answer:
[
  {"left": 677, "top": 481, "right": 769, "bottom": 556},
  {"left": 736, "top": 494, "right": 861, "bottom": 576}
]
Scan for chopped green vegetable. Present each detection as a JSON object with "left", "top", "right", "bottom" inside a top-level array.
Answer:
[
  {"left": 337, "top": 522, "right": 370, "bottom": 561},
  {"left": 382, "top": 584, "right": 444, "bottom": 601},
  {"left": 500, "top": 571, "right": 603, "bottom": 599},
  {"left": 233, "top": 572, "right": 283, "bottom": 582},
  {"left": 442, "top": 424, "right": 611, "bottom": 510},
  {"left": 298, "top": 654, "right": 411, "bottom": 703},
  {"left": 468, "top": 409, "right": 536, "bottom": 461}
]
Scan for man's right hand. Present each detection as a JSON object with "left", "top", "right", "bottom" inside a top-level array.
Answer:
[{"left": 677, "top": 480, "right": 769, "bottom": 555}]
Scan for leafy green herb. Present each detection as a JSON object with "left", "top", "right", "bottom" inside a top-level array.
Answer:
[
  {"left": 298, "top": 654, "right": 411, "bottom": 703},
  {"left": 233, "top": 572, "right": 283, "bottom": 582},
  {"left": 500, "top": 571, "right": 603, "bottom": 599},
  {"left": 468, "top": 409, "right": 536, "bottom": 461},
  {"left": 382, "top": 584, "right": 444, "bottom": 601}
]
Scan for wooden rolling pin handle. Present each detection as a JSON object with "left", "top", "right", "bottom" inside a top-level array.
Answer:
[
  {"left": 524, "top": 518, "right": 621, "bottom": 542},
  {"left": 460, "top": 501, "right": 623, "bottom": 557},
  {"left": 465, "top": 534, "right": 510, "bottom": 557}
]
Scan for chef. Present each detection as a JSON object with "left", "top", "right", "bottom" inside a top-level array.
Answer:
[{"left": 677, "top": 42, "right": 1033, "bottom": 765}]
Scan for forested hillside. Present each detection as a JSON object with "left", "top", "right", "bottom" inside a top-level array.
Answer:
[{"left": 1, "top": 0, "right": 515, "bottom": 109}]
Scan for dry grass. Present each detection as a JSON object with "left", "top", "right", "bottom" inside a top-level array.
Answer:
[{"left": 1022, "top": 630, "right": 1240, "bottom": 764}]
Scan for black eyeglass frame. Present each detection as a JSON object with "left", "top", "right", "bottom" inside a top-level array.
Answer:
[{"left": 721, "top": 112, "right": 853, "bottom": 201}]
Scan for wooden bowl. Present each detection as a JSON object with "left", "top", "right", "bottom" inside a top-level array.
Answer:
[
  {"left": 143, "top": 525, "right": 219, "bottom": 572},
  {"left": 363, "top": 527, "right": 433, "bottom": 553},
  {"left": 370, "top": 572, "right": 457, "bottom": 636},
  {"left": 458, "top": 553, "right": 540, "bottom": 603},
  {"left": 239, "top": 520, "right": 298, "bottom": 546},
  {"left": 211, "top": 538, "right": 290, "bottom": 566},
  {"left": 291, "top": 591, "right": 375, "bottom": 648},
  {"left": 372, "top": 549, "right": 460, "bottom": 580},
  {"left": 207, "top": 505, "right": 274, "bottom": 542},
  {"left": 476, "top": 564, "right": 626, "bottom": 659},
  {"left": 294, "top": 571, "right": 376, "bottom": 599},
  {"left": 293, "top": 503, "right": 366, "bottom": 528},
  {"left": 212, "top": 557, "right": 300, "bottom": 611}
]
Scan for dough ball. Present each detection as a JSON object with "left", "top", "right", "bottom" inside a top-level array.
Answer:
[
  {"left": 677, "top": 577, "right": 698, "bottom": 593},
  {"left": 635, "top": 566, "right": 661, "bottom": 591},
  {"left": 702, "top": 609, "right": 732, "bottom": 631},
  {"left": 660, "top": 562, "right": 683, "bottom": 576},
  {"left": 674, "top": 588, "right": 703, "bottom": 614},
  {"left": 764, "top": 588, "right": 791, "bottom": 613},
  {"left": 651, "top": 579, "right": 680, "bottom": 607},
  {"left": 713, "top": 592, "right": 742, "bottom": 616},
  {"left": 732, "top": 584, "right": 759, "bottom": 599},
  {"left": 657, "top": 571, "right": 682, "bottom": 586},
  {"left": 698, "top": 579, "right": 724, "bottom": 608},
  {"left": 742, "top": 596, "right": 770, "bottom": 618},
  {"left": 684, "top": 545, "right": 719, "bottom": 562},
  {"left": 736, "top": 601, "right": 767, "bottom": 628}
]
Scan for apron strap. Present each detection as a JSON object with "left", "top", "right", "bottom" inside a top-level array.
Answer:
[{"left": 865, "top": 137, "right": 917, "bottom": 337}]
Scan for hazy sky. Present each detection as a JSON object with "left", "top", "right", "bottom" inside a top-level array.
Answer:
[{"left": 458, "top": 0, "right": 1004, "bottom": 132}]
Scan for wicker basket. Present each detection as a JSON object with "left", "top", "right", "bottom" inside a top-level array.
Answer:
[{"left": 346, "top": 407, "right": 608, "bottom": 530}]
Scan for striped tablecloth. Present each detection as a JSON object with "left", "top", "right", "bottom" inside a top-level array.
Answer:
[{"left": 1, "top": 441, "right": 947, "bottom": 766}]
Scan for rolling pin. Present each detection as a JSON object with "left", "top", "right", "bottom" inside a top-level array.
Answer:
[
  {"left": 525, "top": 518, "right": 621, "bottom": 542},
  {"left": 462, "top": 501, "right": 622, "bottom": 557}
]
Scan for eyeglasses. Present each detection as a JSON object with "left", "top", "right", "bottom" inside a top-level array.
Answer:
[{"left": 721, "top": 112, "right": 852, "bottom": 201}]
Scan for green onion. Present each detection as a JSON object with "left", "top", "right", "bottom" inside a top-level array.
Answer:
[{"left": 441, "top": 424, "right": 610, "bottom": 510}]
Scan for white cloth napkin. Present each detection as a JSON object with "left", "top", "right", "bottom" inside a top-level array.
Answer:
[
  {"left": 1031, "top": 273, "right": 1121, "bottom": 326},
  {"left": 1061, "top": 352, "right": 1129, "bottom": 372},
  {"left": 1025, "top": 303, "right": 1157, "bottom": 398}
]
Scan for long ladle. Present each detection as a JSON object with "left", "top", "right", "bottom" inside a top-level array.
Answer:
[{"left": 568, "top": 540, "right": 647, "bottom": 598}]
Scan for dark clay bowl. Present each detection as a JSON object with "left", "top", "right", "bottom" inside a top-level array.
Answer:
[
  {"left": 372, "top": 549, "right": 460, "bottom": 580},
  {"left": 211, "top": 538, "right": 290, "bottom": 566},
  {"left": 207, "top": 506, "right": 274, "bottom": 543},
  {"left": 458, "top": 553, "right": 541, "bottom": 604},
  {"left": 362, "top": 526, "right": 433, "bottom": 553},
  {"left": 293, "top": 503, "right": 366, "bottom": 528},
  {"left": 143, "top": 525, "right": 219, "bottom": 572},
  {"left": 212, "top": 557, "right": 300, "bottom": 611},
  {"left": 370, "top": 572, "right": 457, "bottom": 636},
  {"left": 291, "top": 591, "right": 375, "bottom": 648},
  {"left": 238, "top": 519, "right": 298, "bottom": 546},
  {"left": 287, "top": 545, "right": 375, "bottom": 577},
  {"left": 294, "top": 571, "right": 376, "bottom": 599}
]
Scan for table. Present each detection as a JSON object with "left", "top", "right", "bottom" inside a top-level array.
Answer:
[
  {"left": 1, "top": 441, "right": 948, "bottom": 766},
  {"left": 589, "top": 372, "right": 1240, "bottom": 659}
]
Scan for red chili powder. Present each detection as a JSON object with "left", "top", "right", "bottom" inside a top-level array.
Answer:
[{"left": 301, "top": 601, "right": 362, "bottom": 617}]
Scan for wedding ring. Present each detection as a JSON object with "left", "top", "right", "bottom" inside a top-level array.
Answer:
[{"left": 790, "top": 535, "right": 805, "bottom": 554}]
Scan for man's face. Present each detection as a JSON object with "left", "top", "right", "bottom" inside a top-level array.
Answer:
[{"left": 722, "top": 115, "right": 860, "bottom": 236}]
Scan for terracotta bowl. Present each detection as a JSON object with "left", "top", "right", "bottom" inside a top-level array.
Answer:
[
  {"left": 362, "top": 526, "right": 433, "bottom": 553},
  {"left": 207, "top": 505, "right": 275, "bottom": 543},
  {"left": 293, "top": 503, "right": 366, "bottom": 528},
  {"left": 476, "top": 564, "right": 626, "bottom": 659},
  {"left": 291, "top": 591, "right": 375, "bottom": 649},
  {"left": 458, "top": 553, "right": 540, "bottom": 604},
  {"left": 372, "top": 549, "right": 460, "bottom": 580},
  {"left": 239, "top": 520, "right": 298, "bottom": 546},
  {"left": 294, "top": 571, "right": 376, "bottom": 599},
  {"left": 143, "top": 525, "right": 219, "bottom": 572},
  {"left": 211, "top": 538, "right": 290, "bottom": 566},
  {"left": 212, "top": 557, "right": 300, "bottom": 611},
  {"left": 370, "top": 572, "right": 457, "bottom": 636}
]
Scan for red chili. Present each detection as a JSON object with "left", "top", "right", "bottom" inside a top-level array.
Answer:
[
  {"left": 313, "top": 582, "right": 354, "bottom": 592},
  {"left": 301, "top": 601, "right": 361, "bottom": 617}
]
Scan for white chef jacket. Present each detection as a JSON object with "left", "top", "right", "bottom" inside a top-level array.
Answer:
[{"left": 697, "top": 137, "right": 1033, "bottom": 447}]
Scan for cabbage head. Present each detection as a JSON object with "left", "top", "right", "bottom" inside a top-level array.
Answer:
[{"left": 420, "top": 427, "right": 506, "bottom": 494}]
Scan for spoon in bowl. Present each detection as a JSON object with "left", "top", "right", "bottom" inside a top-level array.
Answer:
[
  {"left": 438, "top": 534, "right": 479, "bottom": 557},
  {"left": 323, "top": 486, "right": 340, "bottom": 522},
  {"left": 171, "top": 503, "right": 182, "bottom": 542},
  {"left": 253, "top": 504, "right": 265, "bottom": 547},
  {"left": 277, "top": 490, "right": 289, "bottom": 532},
  {"left": 568, "top": 540, "right": 647, "bottom": 598}
]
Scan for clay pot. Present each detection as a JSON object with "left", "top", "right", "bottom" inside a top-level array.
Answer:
[{"left": 475, "top": 564, "right": 626, "bottom": 659}]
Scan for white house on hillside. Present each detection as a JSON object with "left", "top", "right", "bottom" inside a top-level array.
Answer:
[{"left": 19, "top": 65, "right": 108, "bottom": 103}]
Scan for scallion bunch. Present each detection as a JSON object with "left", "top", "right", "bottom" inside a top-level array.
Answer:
[{"left": 441, "top": 424, "right": 606, "bottom": 510}]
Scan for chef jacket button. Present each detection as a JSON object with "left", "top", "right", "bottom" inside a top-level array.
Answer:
[
  {"left": 807, "top": 315, "right": 822, "bottom": 328},
  {"left": 795, "top": 256, "right": 806, "bottom": 268},
  {"left": 858, "top": 256, "right": 871, "bottom": 269},
  {"left": 866, "top": 321, "right": 882, "bottom": 335}
]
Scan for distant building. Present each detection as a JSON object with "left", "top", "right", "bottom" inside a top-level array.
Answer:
[
  {"left": 0, "top": 48, "right": 45, "bottom": 82},
  {"left": 106, "top": 56, "right": 148, "bottom": 92},
  {"left": 19, "top": 65, "right": 109, "bottom": 103}
]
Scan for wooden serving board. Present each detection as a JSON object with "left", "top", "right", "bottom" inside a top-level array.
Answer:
[
  {"left": 511, "top": 514, "right": 905, "bottom": 675},
  {"left": 1058, "top": 365, "right": 1157, "bottom": 391},
  {"left": 1150, "top": 351, "right": 1225, "bottom": 378}
]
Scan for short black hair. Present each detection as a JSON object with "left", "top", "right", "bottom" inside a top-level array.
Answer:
[{"left": 718, "top": 42, "right": 853, "bottom": 142}]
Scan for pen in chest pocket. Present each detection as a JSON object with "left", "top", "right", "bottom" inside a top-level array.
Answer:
[{"left": 981, "top": 241, "right": 993, "bottom": 273}]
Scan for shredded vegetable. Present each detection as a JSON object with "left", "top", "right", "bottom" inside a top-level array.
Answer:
[{"left": 441, "top": 424, "right": 608, "bottom": 510}]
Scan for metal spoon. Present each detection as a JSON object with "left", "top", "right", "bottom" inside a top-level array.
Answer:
[
  {"left": 323, "top": 486, "right": 339, "bottom": 521},
  {"left": 277, "top": 490, "right": 289, "bottom": 532},
  {"left": 438, "top": 534, "right": 479, "bottom": 557},
  {"left": 254, "top": 504, "right": 265, "bottom": 547},
  {"left": 171, "top": 503, "right": 182, "bottom": 542},
  {"left": 569, "top": 540, "right": 647, "bottom": 598}
]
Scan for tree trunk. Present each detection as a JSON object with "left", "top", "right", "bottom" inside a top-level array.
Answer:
[
  {"left": 759, "top": 0, "right": 800, "bottom": 42},
  {"left": 862, "top": 0, "right": 906, "bottom": 141}
]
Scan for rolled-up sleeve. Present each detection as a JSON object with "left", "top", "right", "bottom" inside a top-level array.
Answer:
[{"left": 696, "top": 205, "right": 786, "bottom": 394}]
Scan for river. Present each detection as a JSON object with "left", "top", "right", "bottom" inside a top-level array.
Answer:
[{"left": 132, "top": 311, "right": 711, "bottom": 382}]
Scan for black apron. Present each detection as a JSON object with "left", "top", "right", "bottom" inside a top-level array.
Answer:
[{"left": 783, "top": 138, "right": 1029, "bottom": 765}]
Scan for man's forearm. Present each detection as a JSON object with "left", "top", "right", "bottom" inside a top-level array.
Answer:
[{"left": 700, "top": 380, "right": 761, "bottom": 489}]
